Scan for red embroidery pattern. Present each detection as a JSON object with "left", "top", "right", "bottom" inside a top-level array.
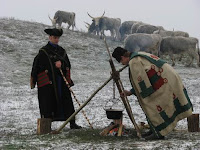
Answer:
[
  {"left": 157, "top": 105, "right": 162, "bottom": 112},
  {"left": 173, "top": 93, "right": 176, "bottom": 99},
  {"left": 146, "top": 67, "right": 165, "bottom": 91},
  {"left": 37, "top": 70, "right": 50, "bottom": 88},
  {"left": 150, "top": 54, "right": 159, "bottom": 60},
  {"left": 137, "top": 76, "right": 142, "bottom": 81},
  {"left": 151, "top": 65, "right": 155, "bottom": 69},
  {"left": 157, "top": 71, "right": 161, "bottom": 76},
  {"left": 164, "top": 78, "right": 168, "bottom": 83},
  {"left": 66, "top": 67, "right": 72, "bottom": 85},
  {"left": 153, "top": 78, "right": 165, "bottom": 90},
  {"left": 159, "top": 68, "right": 163, "bottom": 73}
]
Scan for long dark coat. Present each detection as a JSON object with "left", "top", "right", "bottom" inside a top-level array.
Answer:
[{"left": 31, "top": 42, "right": 75, "bottom": 121}]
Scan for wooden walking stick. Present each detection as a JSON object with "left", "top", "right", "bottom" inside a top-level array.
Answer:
[
  {"left": 55, "top": 66, "right": 127, "bottom": 133},
  {"left": 59, "top": 68, "right": 93, "bottom": 129},
  {"left": 103, "top": 36, "right": 141, "bottom": 138}
]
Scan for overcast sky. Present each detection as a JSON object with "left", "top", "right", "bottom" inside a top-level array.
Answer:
[{"left": 1, "top": 0, "right": 200, "bottom": 40}]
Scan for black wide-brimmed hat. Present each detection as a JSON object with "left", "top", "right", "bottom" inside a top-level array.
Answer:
[
  {"left": 112, "top": 47, "right": 127, "bottom": 62},
  {"left": 44, "top": 28, "right": 63, "bottom": 36}
]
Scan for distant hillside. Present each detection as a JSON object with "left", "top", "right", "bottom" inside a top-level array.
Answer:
[{"left": 0, "top": 18, "right": 122, "bottom": 86}]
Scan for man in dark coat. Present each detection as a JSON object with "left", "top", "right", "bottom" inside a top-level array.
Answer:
[{"left": 30, "top": 28, "right": 81, "bottom": 129}]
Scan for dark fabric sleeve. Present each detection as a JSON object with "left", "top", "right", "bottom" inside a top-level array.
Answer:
[
  {"left": 31, "top": 54, "right": 40, "bottom": 85},
  {"left": 63, "top": 49, "right": 74, "bottom": 86},
  {"left": 130, "top": 88, "right": 136, "bottom": 96},
  {"left": 31, "top": 50, "right": 47, "bottom": 84},
  {"left": 64, "top": 52, "right": 71, "bottom": 69}
]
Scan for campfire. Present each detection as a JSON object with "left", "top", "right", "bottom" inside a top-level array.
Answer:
[
  {"left": 100, "top": 109, "right": 129, "bottom": 136},
  {"left": 100, "top": 108, "right": 150, "bottom": 137}
]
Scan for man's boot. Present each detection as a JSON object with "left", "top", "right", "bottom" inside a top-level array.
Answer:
[
  {"left": 141, "top": 130, "right": 153, "bottom": 138},
  {"left": 144, "top": 133, "right": 164, "bottom": 140},
  {"left": 70, "top": 121, "right": 82, "bottom": 129}
]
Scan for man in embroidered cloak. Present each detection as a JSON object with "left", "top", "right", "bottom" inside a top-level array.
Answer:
[
  {"left": 112, "top": 47, "right": 193, "bottom": 140},
  {"left": 30, "top": 28, "right": 81, "bottom": 129}
]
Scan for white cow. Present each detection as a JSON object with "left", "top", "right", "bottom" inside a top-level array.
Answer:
[
  {"left": 160, "top": 36, "right": 200, "bottom": 67},
  {"left": 49, "top": 10, "right": 76, "bottom": 30},
  {"left": 153, "top": 30, "right": 189, "bottom": 37},
  {"left": 87, "top": 12, "right": 121, "bottom": 40},
  {"left": 124, "top": 33, "right": 162, "bottom": 56}
]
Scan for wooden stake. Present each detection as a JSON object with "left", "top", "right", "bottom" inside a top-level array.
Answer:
[
  {"left": 187, "top": 114, "right": 199, "bottom": 132},
  {"left": 37, "top": 118, "right": 52, "bottom": 135},
  {"left": 103, "top": 36, "right": 141, "bottom": 138}
]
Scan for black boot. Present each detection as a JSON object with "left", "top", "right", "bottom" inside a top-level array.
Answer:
[
  {"left": 70, "top": 121, "right": 82, "bottom": 129},
  {"left": 141, "top": 130, "right": 153, "bottom": 138},
  {"left": 145, "top": 133, "right": 164, "bottom": 140}
]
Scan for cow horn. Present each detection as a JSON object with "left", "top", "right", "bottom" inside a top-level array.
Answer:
[
  {"left": 87, "top": 12, "right": 95, "bottom": 19},
  {"left": 84, "top": 21, "right": 90, "bottom": 26},
  {"left": 100, "top": 11, "right": 105, "bottom": 18},
  {"left": 85, "top": 25, "right": 89, "bottom": 29},
  {"left": 48, "top": 14, "right": 53, "bottom": 22}
]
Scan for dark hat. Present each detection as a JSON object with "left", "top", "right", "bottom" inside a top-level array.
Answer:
[
  {"left": 44, "top": 28, "right": 63, "bottom": 36},
  {"left": 112, "top": 47, "right": 127, "bottom": 62}
]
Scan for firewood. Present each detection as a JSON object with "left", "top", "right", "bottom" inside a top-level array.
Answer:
[
  {"left": 117, "top": 124, "right": 123, "bottom": 136},
  {"left": 100, "top": 124, "right": 118, "bottom": 136}
]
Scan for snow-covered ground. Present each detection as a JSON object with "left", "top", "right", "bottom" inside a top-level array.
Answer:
[{"left": 0, "top": 18, "right": 200, "bottom": 149}]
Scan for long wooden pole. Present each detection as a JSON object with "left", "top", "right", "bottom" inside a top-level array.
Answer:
[
  {"left": 55, "top": 66, "right": 127, "bottom": 133},
  {"left": 59, "top": 68, "right": 93, "bottom": 129},
  {"left": 103, "top": 37, "right": 141, "bottom": 138}
]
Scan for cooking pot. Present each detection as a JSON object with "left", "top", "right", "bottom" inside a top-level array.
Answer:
[{"left": 105, "top": 109, "right": 123, "bottom": 119}]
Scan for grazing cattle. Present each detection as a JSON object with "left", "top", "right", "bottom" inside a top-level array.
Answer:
[
  {"left": 119, "top": 21, "right": 137, "bottom": 40},
  {"left": 99, "top": 17, "right": 121, "bottom": 40},
  {"left": 160, "top": 36, "right": 200, "bottom": 67},
  {"left": 131, "top": 22, "right": 146, "bottom": 34},
  {"left": 85, "top": 21, "right": 100, "bottom": 35},
  {"left": 87, "top": 12, "right": 121, "bottom": 40},
  {"left": 124, "top": 33, "right": 162, "bottom": 56},
  {"left": 136, "top": 24, "right": 164, "bottom": 34},
  {"left": 49, "top": 10, "right": 76, "bottom": 30},
  {"left": 153, "top": 30, "right": 189, "bottom": 37},
  {"left": 87, "top": 11, "right": 105, "bottom": 37}
]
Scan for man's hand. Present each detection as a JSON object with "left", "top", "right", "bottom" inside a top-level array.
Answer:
[
  {"left": 120, "top": 90, "right": 132, "bottom": 97},
  {"left": 111, "top": 71, "right": 120, "bottom": 81},
  {"left": 55, "top": 61, "right": 62, "bottom": 68},
  {"left": 30, "top": 77, "right": 35, "bottom": 89}
]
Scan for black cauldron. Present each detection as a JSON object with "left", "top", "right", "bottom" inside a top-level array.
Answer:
[{"left": 105, "top": 109, "right": 123, "bottom": 119}]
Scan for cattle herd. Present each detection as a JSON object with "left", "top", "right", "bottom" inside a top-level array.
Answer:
[{"left": 49, "top": 10, "right": 200, "bottom": 67}]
